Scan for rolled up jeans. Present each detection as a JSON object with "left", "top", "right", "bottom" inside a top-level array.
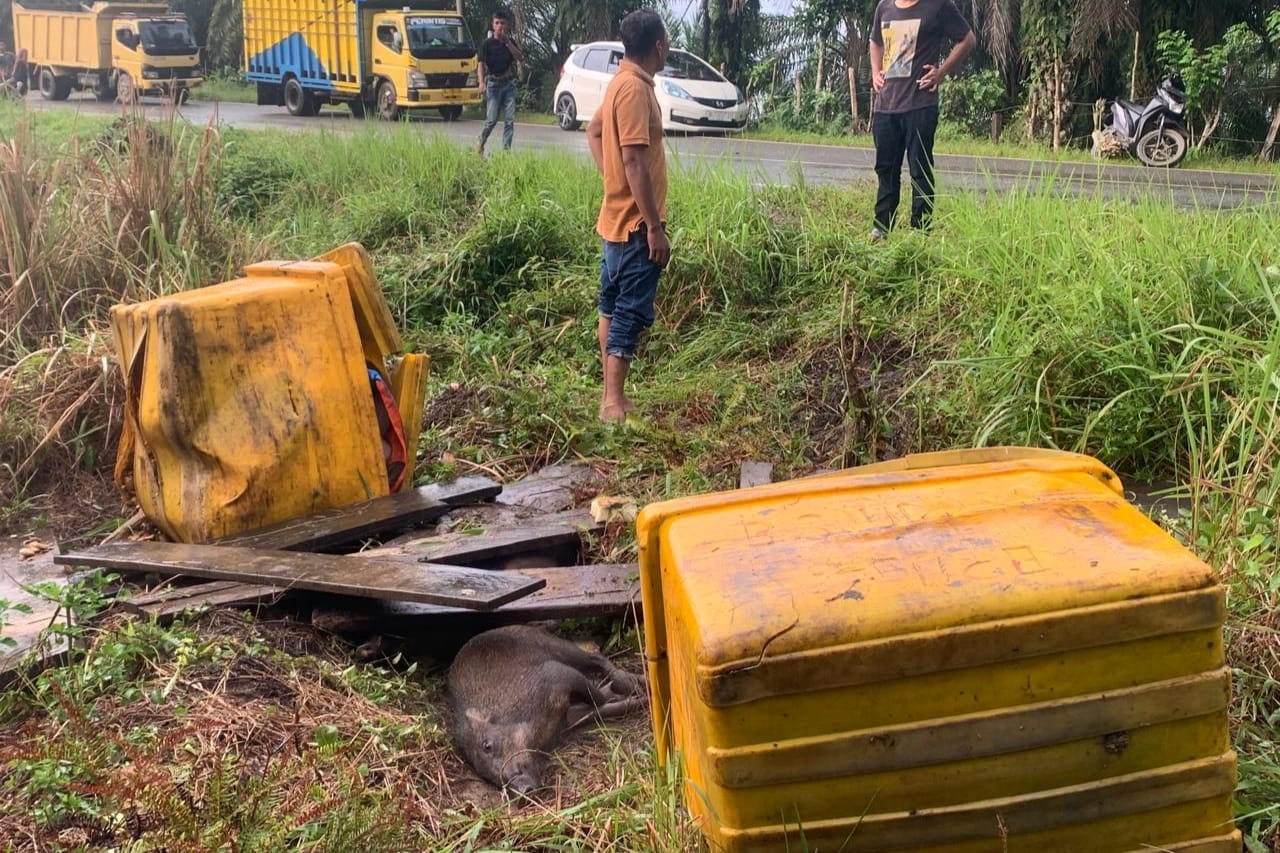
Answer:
[
  {"left": 479, "top": 78, "right": 516, "bottom": 150},
  {"left": 598, "top": 227, "right": 662, "bottom": 360}
]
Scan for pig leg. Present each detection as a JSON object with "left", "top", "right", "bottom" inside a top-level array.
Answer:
[{"left": 546, "top": 643, "right": 644, "bottom": 698}]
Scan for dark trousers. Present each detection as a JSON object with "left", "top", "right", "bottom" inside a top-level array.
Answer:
[{"left": 872, "top": 105, "right": 939, "bottom": 231}]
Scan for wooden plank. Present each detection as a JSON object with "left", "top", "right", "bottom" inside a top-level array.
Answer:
[
  {"left": 413, "top": 475, "right": 502, "bottom": 506},
  {"left": 739, "top": 461, "right": 774, "bottom": 489},
  {"left": 397, "top": 507, "right": 597, "bottom": 566},
  {"left": 310, "top": 562, "right": 640, "bottom": 631},
  {"left": 493, "top": 463, "right": 600, "bottom": 513},
  {"left": 212, "top": 477, "right": 502, "bottom": 552},
  {"left": 56, "top": 541, "right": 544, "bottom": 611},
  {"left": 122, "top": 582, "right": 285, "bottom": 621}
]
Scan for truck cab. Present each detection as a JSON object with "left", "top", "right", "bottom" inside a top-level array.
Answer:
[
  {"left": 13, "top": 1, "right": 201, "bottom": 103},
  {"left": 367, "top": 9, "right": 477, "bottom": 120},
  {"left": 243, "top": 0, "right": 481, "bottom": 120},
  {"left": 110, "top": 15, "right": 201, "bottom": 101}
]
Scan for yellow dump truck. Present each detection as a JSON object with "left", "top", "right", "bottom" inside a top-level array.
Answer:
[
  {"left": 243, "top": 0, "right": 481, "bottom": 120},
  {"left": 12, "top": 0, "right": 201, "bottom": 103}
]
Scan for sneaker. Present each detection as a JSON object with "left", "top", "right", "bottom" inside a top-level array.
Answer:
[{"left": 870, "top": 227, "right": 887, "bottom": 242}]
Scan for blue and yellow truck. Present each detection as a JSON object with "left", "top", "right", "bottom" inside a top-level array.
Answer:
[{"left": 243, "top": 0, "right": 481, "bottom": 120}]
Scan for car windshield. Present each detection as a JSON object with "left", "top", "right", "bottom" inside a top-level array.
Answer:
[
  {"left": 405, "top": 16, "right": 475, "bottom": 59},
  {"left": 659, "top": 50, "right": 723, "bottom": 82},
  {"left": 138, "top": 20, "right": 197, "bottom": 56}
]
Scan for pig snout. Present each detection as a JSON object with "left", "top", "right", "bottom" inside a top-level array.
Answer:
[{"left": 500, "top": 751, "right": 547, "bottom": 798}]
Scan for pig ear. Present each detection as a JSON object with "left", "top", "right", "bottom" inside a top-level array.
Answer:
[{"left": 465, "top": 707, "right": 490, "bottom": 724}]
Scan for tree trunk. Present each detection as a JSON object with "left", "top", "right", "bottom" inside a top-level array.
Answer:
[
  {"left": 1260, "top": 103, "right": 1280, "bottom": 160},
  {"left": 700, "top": 0, "right": 711, "bottom": 60},
  {"left": 849, "top": 66, "right": 859, "bottom": 129},
  {"left": 1129, "top": 31, "right": 1140, "bottom": 100},
  {"left": 843, "top": 13, "right": 861, "bottom": 130},
  {"left": 816, "top": 41, "right": 825, "bottom": 93},
  {"left": 1052, "top": 56, "right": 1062, "bottom": 151}
]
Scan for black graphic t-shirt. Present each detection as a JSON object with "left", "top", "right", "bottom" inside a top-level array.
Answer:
[
  {"left": 479, "top": 37, "right": 518, "bottom": 78},
  {"left": 870, "top": 0, "right": 971, "bottom": 114}
]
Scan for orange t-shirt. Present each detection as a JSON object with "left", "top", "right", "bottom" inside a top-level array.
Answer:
[{"left": 595, "top": 59, "right": 668, "bottom": 243}]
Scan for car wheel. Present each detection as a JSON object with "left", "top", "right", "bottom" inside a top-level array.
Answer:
[
  {"left": 438, "top": 105, "right": 463, "bottom": 121},
  {"left": 349, "top": 99, "right": 366, "bottom": 118},
  {"left": 555, "top": 92, "right": 581, "bottom": 131},
  {"left": 377, "top": 81, "right": 399, "bottom": 121}
]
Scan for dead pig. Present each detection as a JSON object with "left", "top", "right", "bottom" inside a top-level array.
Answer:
[{"left": 446, "top": 625, "right": 647, "bottom": 796}]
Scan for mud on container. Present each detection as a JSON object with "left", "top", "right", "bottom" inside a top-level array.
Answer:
[{"left": 635, "top": 448, "right": 1239, "bottom": 852}]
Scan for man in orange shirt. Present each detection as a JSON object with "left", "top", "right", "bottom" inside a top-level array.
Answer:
[{"left": 586, "top": 9, "right": 670, "bottom": 423}]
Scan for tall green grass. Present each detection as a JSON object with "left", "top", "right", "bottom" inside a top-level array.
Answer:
[{"left": 1, "top": 111, "right": 1278, "bottom": 848}]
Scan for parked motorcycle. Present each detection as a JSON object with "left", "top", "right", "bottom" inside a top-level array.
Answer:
[{"left": 1093, "top": 74, "right": 1190, "bottom": 168}]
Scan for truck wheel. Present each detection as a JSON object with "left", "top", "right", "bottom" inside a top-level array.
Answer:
[
  {"left": 376, "top": 81, "right": 399, "bottom": 121},
  {"left": 438, "top": 105, "right": 463, "bottom": 121},
  {"left": 117, "top": 72, "right": 137, "bottom": 104},
  {"left": 284, "top": 78, "right": 317, "bottom": 117},
  {"left": 38, "top": 68, "right": 70, "bottom": 101},
  {"left": 174, "top": 87, "right": 190, "bottom": 106}
]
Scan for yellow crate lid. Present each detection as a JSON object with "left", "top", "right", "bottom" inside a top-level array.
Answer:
[{"left": 636, "top": 449, "right": 1216, "bottom": 751}]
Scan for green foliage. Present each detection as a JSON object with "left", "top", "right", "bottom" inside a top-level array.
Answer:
[
  {"left": 939, "top": 69, "right": 1006, "bottom": 138},
  {"left": 217, "top": 131, "right": 301, "bottom": 219},
  {"left": 1155, "top": 21, "right": 1273, "bottom": 148}
]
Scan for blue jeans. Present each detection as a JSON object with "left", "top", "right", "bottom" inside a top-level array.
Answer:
[
  {"left": 599, "top": 228, "right": 661, "bottom": 360},
  {"left": 479, "top": 79, "right": 516, "bottom": 150}
]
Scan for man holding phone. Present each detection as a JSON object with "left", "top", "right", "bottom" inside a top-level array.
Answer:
[{"left": 477, "top": 8, "right": 523, "bottom": 154}]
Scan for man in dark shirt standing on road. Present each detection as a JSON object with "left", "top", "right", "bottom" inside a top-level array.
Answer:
[
  {"left": 868, "top": 0, "right": 975, "bottom": 238},
  {"left": 477, "top": 8, "right": 523, "bottom": 154}
]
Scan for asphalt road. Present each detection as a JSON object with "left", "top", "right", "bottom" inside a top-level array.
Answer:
[{"left": 23, "top": 93, "right": 1280, "bottom": 209}]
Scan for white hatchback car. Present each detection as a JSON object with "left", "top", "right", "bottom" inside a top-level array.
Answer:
[{"left": 553, "top": 41, "right": 749, "bottom": 133}]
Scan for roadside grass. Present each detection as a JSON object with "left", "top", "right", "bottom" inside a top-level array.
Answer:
[
  {"left": 1, "top": 113, "right": 1278, "bottom": 848},
  {"left": 193, "top": 70, "right": 257, "bottom": 104}
]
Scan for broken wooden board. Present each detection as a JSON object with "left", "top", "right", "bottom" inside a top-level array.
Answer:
[
  {"left": 493, "top": 463, "right": 601, "bottom": 513},
  {"left": 310, "top": 562, "right": 640, "bottom": 631},
  {"left": 121, "top": 581, "right": 285, "bottom": 622},
  {"left": 374, "top": 507, "right": 598, "bottom": 567},
  {"left": 212, "top": 476, "right": 502, "bottom": 552},
  {"left": 56, "top": 541, "right": 544, "bottom": 610}
]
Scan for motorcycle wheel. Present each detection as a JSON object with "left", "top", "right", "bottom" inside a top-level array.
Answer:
[{"left": 1135, "top": 127, "right": 1188, "bottom": 168}]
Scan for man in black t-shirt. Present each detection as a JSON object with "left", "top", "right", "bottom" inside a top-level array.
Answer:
[
  {"left": 868, "top": 0, "right": 975, "bottom": 237},
  {"left": 477, "top": 7, "right": 524, "bottom": 154}
]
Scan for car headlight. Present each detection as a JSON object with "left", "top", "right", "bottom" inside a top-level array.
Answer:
[
  {"left": 661, "top": 80, "right": 695, "bottom": 101},
  {"left": 466, "top": 72, "right": 478, "bottom": 87},
  {"left": 141, "top": 65, "right": 159, "bottom": 79},
  {"left": 1169, "top": 102, "right": 1184, "bottom": 115},
  {"left": 407, "top": 70, "right": 428, "bottom": 88}
]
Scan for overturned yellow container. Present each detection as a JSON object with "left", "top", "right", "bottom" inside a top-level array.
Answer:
[
  {"left": 110, "top": 243, "right": 428, "bottom": 543},
  {"left": 636, "top": 448, "right": 1239, "bottom": 853}
]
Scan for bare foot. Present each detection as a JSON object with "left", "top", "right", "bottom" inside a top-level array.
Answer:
[
  {"left": 620, "top": 397, "right": 638, "bottom": 414},
  {"left": 599, "top": 403, "right": 627, "bottom": 423}
]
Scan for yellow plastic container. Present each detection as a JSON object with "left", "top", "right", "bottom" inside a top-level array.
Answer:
[
  {"left": 110, "top": 243, "right": 427, "bottom": 542},
  {"left": 636, "top": 448, "right": 1239, "bottom": 853}
]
